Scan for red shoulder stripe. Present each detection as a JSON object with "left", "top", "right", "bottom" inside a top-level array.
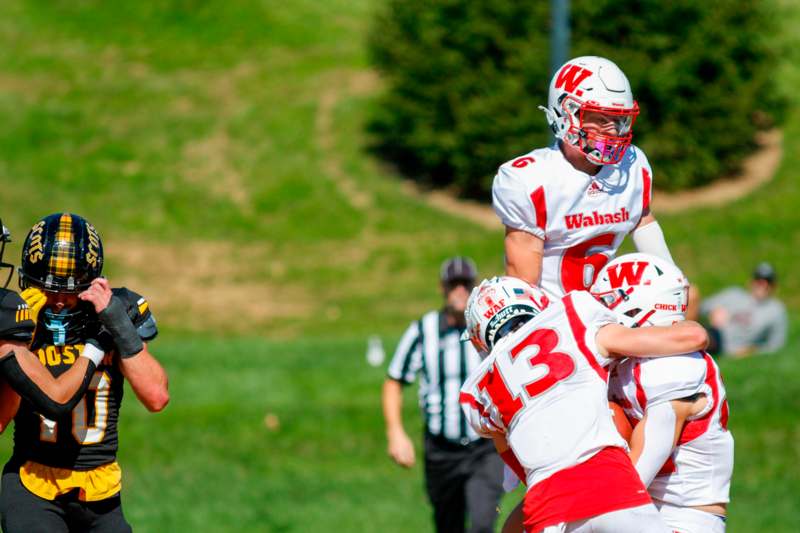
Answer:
[
  {"left": 530, "top": 186, "right": 547, "bottom": 233},
  {"left": 642, "top": 168, "right": 652, "bottom": 213}
]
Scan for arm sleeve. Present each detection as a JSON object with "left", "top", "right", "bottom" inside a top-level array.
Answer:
[
  {"left": 492, "top": 165, "right": 545, "bottom": 239},
  {"left": 0, "top": 352, "right": 96, "bottom": 419},
  {"left": 635, "top": 401, "right": 679, "bottom": 487},
  {"left": 386, "top": 321, "right": 423, "bottom": 384},
  {"left": 632, "top": 221, "right": 674, "bottom": 263}
]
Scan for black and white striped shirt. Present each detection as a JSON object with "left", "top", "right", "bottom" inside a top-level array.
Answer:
[{"left": 387, "top": 310, "right": 482, "bottom": 445}]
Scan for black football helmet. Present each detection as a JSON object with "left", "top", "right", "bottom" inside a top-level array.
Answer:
[
  {"left": 19, "top": 213, "right": 104, "bottom": 293},
  {"left": 0, "top": 220, "right": 14, "bottom": 288},
  {"left": 19, "top": 214, "right": 104, "bottom": 346}
]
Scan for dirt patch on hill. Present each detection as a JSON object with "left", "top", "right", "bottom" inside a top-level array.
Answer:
[
  {"left": 315, "top": 69, "right": 382, "bottom": 211},
  {"left": 652, "top": 130, "right": 782, "bottom": 213},
  {"left": 107, "top": 241, "right": 312, "bottom": 333}
]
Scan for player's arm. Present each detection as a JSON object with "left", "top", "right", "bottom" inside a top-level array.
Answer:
[
  {"left": 504, "top": 227, "right": 544, "bottom": 285},
  {"left": 632, "top": 212, "right": 674, "bottom": 263},
  {"left": 0, "top": 341, "right": 104, "bottom": 418},
  {"left": 80, "top": 278, "right": 169, "bottom": 412},
  {"left": 382, "top": 378, "right": 416, "bottom": 468},
  {"left": 596, "top": 321, "right": 708, "bottom": 359},
  {"left": 629, "top": 396, "right": 704, "bottom": 486},
  {"left": 118, "top": 343, "right": 169, "bottom": 412}
]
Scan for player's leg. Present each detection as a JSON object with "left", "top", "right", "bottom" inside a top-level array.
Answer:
[
  {"left": 463, "top": 444, "right": 504, "bottom": 533},
  {"left": 501, "top": 499, "right": 524, "bottom": 533},
  {"left": 424, "top": 435, "right": 468, "bottom": 533},
  {"left": 656, "top": 502, "right": 726, "bottom": 533},
  {"left": 63, "top": 495, "right": 132, "bottom": 533},
  {"left": 0, "top": 467, "right": 69, "bottom": 533}
]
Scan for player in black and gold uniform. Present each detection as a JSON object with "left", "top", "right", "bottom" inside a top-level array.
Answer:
[
  {"left": 0, "top": 221, "right": 107, "bottom": 423},
  {"left": 0, "top": 213, "right": 169, "bottom": 533}
]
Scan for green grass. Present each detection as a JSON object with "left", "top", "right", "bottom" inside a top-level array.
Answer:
[
  {"left": 0, "top": 334, "right": 794, "bottom": 532},
  {"left": 0, "top": 0, "right": 796, "bottom": 531}
]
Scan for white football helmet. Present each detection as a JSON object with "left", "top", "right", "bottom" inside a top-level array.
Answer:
[
  {"left": 463, "top": 276, "right": 550, "bottom": 357},
  {"left": 540, "top": 56, "right": 639, "bottom": 165},
  {"left": 590, "top": 253, "right": 689, "bottom": 328}
]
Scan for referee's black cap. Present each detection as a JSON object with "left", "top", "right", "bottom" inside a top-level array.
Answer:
[{"left": 440, "top": 256, "right": 478, "bottom": 286}]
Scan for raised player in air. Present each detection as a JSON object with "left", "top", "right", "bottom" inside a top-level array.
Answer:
[
  {"left": 0, "top": 213, "right": 169, "bottom": 533},
  {"left": 459, "top": 275, "right": 709, "bottom": 532},
  {"left": 492, "top": 56, "right": 676, "bottom": 530},
  {"left": 595, "top": 254, "right": 733, "bottom": 533},
  {"left": 493, "top": 56, "right": 673, "bottom": 295},
  {"left": 0, "top": 221, "right": 107, "bottom": 421}
]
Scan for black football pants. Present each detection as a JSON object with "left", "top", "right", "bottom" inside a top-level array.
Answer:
[
  {"left": 424, "top": 433, "right": 504, "bottom": 533},
  {"left": 0, "top": 469, "right": 132, "bottom": 533}
]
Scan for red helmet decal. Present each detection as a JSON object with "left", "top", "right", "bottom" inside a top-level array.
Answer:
[
  {"left": 607, "top": 261, "right": 648, "bottom": 287},
  {"left": 554, "top": 64, "right": 593, "bottom": 95}
]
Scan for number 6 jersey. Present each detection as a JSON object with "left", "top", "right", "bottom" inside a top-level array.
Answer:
[
  {"left": 459, "top": 291, "right": 625, "bottom": 488},
  {"left": 492, "top": 143, "right": 652, "bottom": 298}
]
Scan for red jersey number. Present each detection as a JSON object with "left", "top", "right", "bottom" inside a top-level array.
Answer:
[
  {"left": 477, "top": 328, "right": 575, "bottom": 427},
  {"left": 560, "top": 233, "right": 616, "bottom": 292}
]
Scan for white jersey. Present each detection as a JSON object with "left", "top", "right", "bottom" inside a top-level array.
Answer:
[
  {"left": 609, "top": 353, "right": 734, "bottom": 507},
  {"left": 493, "top": 143, "right": 653, "bottom": 298},
  {"left": 460, "top": 291, "right": 625, "bottom": 488}
]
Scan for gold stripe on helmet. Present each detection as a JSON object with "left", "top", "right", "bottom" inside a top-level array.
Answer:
[{"left": 48, "top": 214, "right": 77, "bottom": 278}]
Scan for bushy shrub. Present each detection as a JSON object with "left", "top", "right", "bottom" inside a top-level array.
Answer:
[{"left": 369, "top": 0, "right": 784, "bottom": 194}]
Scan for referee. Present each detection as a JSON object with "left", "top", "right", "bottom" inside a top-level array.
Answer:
[{"left": 382, "top": 257, "right": 504, "bottom": 533}]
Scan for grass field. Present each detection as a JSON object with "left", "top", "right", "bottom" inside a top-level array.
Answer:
[{"left": 0, "top": 0, "right": 797, "bottom": 531}]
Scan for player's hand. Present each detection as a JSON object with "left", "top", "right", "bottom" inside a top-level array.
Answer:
[
  {"left": 387, "top": 429, "right": 415, "bottom": 468},
  {"left": 79, "top": 278, "right": 112, "bottom": 314},
  {"left": 20, "top": 287, "right": 47, "bottom": 324}
]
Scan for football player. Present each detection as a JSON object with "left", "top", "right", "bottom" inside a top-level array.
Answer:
[
  {"left": 0, "top": 221, "right": 106, "bottom": 422},
  {"left": 493, "top": 56, "right": 673, "bottom": 295},
  {"left": 459, "top": 276, "right": 708, "bottom": 532},
  {"left": 595, "top": 254, "right": 733, "bottom": 532},
  {"left": 0, "top": 213, "right": 169, "bottom": 533}
]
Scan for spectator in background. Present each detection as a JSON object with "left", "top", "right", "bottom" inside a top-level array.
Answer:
[
  {"left": 700, "top": 262, "right": 788, "bottom": 357},
  {"left": 381, "top": 257, "right": 504, "bottom": 533}
]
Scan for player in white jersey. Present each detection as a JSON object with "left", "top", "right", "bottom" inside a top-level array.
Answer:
[
  {"left": 592, "top": 254, "right": 733, "bottom": 533},
  {"left": 493, "top": 56, "right": 674, "bottom": 296},
  {"left": 459, "top": 276, "right": 709, "bottom": 532}
]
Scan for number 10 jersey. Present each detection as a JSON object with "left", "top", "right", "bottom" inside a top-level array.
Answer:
[
  {"left": 11, "top": 287, "right": 156, "bottom": 471},
  {"left": 492, "top": 143, "right": 653, "bottom": 298}
]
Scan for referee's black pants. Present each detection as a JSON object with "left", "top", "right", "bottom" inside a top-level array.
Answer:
[{"left": 423, "top": 433, "right": 504, "bottom": 533}]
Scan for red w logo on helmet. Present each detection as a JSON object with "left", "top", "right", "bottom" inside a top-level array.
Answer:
[
  {"left": 607, "top": 261, "right": 648, "bottom": 287},
  {"left": 555, "top": 64, "right": 593, "bottom": 95}
]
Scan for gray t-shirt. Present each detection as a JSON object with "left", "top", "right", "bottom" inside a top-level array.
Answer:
[{"left": 700, "top": 287, "right": 788, "bottom": 354}]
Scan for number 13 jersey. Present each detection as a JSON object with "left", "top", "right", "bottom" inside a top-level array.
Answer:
[
  {"left": 460, "top": 291, "right": 625, "bottom": 488},
  {"left": 492, "top": 143, "right": 653, "bottom": 298}
]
